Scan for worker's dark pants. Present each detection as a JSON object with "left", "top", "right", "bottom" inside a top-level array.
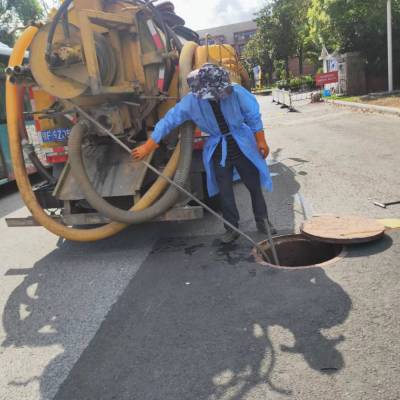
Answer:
[{"left": 213, "top": 152, "right": 268, "bottom": 230}]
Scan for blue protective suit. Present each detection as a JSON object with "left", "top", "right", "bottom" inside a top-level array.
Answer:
[{"left": 151, "top": 83, "right": 273, "bottom": 197}]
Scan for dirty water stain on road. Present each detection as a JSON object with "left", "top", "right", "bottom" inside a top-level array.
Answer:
[
  {"left": 152, "top": 237, "right": 256, "bottom": 267},
  {"left": 212, "top": 240, "right": 255, "bottom": 266},
  {"left": 184, "top": 243, "right": 205, "bottom": 255},
  {"left": 150, "top": 238, "right": 189, "bottom": 254}
]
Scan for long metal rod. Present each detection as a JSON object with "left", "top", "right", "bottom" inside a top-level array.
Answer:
[
  {"left": 263, "top": 214, "right": 279, "bottom": 266},
  {"left": 387, "top": 0, "right": 393, "bottom": 92},
  {"left": 69, "top": 102, "right": 280, "bottom": 265}
]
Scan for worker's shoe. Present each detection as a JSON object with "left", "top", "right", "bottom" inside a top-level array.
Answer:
[
  {"left": 221, "top": 229, "right": 240, "bottom": 244},
  {"left": 256, "top": 220, "right": 277, "bottom": 236}
]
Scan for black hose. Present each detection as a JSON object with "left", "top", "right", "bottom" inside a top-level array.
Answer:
[
  {"left": 173, "top": 25, "right": 200, "bottom": 44},
  {"left": 162, "top": 26, "right": 182, "bottom": 91},
  {"left": 165, "top": 24, "right": 183, "bottom": 52},
  {"left": 143, "top": 0, "right": 172, "bottom": 52},
  {"left": 67, "top": 120, "right": 194, "bottom": 224},
  {"left": 62, "top": 12, "right": 71, "bottom": 39},
  {"left": 23, "top": 143, "right": 57, "bottom": 184},
  {"left": 45, "top": 0, "right": 73, "bottom": 63},
  {"left": 28, "top": 153, "right": 56, "bottom": 185}
]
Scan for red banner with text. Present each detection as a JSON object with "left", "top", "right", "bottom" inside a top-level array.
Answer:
[{"left": 316, "top": 71, "right": 339, "bottom": 86}]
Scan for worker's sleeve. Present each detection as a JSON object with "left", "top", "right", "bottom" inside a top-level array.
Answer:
[
  {"left": 151, "top": 95, "right": 192, "bottom": 143},
  {"left": 235, "top": 85, "right": 264, "bottom": 134}
]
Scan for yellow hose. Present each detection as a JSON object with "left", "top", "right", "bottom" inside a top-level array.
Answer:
[{"left": 6, "top": 27, "right": 196, "bottom": 241}]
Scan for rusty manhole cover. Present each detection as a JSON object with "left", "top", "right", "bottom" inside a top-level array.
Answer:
[{"left": 301, "top": 215, "right": 385, "bottom": 244}]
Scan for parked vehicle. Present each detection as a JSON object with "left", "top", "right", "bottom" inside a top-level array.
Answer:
[{"left": 1, "top": 43, "right": 38, "bottom": 186}]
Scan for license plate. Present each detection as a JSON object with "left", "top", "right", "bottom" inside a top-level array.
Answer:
[{"left": 41, "top": 128, "right": 70, "bottom": 143}]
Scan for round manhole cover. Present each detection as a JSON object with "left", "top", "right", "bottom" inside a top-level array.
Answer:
[
  {"left": 301, "top": 215, "right": 385, "bottom": 244},
  {"left": 255, "top": 234, "right": 345, "bottom": 269}
]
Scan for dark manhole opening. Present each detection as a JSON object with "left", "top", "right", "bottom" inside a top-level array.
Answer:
[{"left": 258, "top": 234, "right": 344, "bottom": 268}]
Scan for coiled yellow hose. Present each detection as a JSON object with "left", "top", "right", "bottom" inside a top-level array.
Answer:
[{"left": 6, "top": 26, "right": 198, "bottom": 241}]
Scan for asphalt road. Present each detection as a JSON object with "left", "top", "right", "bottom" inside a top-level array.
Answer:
[{"left": 0, "top": 97, "right": 399, "bottom": 400}]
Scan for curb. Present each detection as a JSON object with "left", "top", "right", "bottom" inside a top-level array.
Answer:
[
  {"left": 325, "top": 99, "right": 400, "bottom": 117},
  {"left": 253, "top": 89, "right": 272, "bottom": 96}
]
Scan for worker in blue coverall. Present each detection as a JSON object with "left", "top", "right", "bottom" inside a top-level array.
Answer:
[{"left": 132, "top": 63, "right": 276, "bottom": 244}]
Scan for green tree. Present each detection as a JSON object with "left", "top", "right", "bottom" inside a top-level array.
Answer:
[
  {"left": 307, "top": 0, "right": 339, "bottom": 51},
  {"left": 249, "top": 0, "right": 315, "bottom": 79},
  {"left": 258, "top": 1, "right": 297, "bottom": 77},
  {"left": 0, "top": 0, "right": 43, "bottom": 46},
  {"left": 243, "top": 30, "right": 274, "bottom": 86},
  {"left": 308, "top": 0, "right": 400, "bottom": 77},
  {"left": 294, "top": 0, "right": 318, "bottom": 72},
  {"left": 246, "top": 0, "right": 400, "bottom": 86}
]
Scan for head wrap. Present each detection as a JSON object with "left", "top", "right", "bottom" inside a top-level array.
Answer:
[{"left": 187, "top": 63, "right": 231, "bottom": 100}]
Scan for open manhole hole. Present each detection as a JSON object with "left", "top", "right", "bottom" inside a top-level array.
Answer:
[{"left": 255, "top": 234, "right": 346, "bottom": 269}]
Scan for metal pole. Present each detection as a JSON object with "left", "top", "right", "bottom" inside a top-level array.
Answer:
[{"left": 387, "top": 0, "right": 393, "bottom": 92}]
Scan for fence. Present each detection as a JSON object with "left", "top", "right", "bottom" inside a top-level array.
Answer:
[
  {"left": 272, "top": 89, "right": 293, "bottom": 110},
  {"left": 272, "top": 89, "right": 315, "bottom": 111}
]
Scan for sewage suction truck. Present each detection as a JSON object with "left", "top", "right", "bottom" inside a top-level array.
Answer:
[{"left": 6, "top": 0, "right": 250, "bottom": 241}]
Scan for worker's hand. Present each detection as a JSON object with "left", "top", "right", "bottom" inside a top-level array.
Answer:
[
  {"left": 131, "top": 138, "right": 159, "bottom": 160},
  {"left": 255, "top": 131, "right": 269, "bottom": 159}
]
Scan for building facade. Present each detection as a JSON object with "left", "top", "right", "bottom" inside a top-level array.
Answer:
[
  {"left": 197, "top": 21, "right": 317, "bottom": 83},
  {"left": 197, "top": 21, "right": 257, "bottom": 56}
]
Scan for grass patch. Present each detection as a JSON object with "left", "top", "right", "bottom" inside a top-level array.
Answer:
[
  {"left": 329, "top": 95, "right": 360, "bottom": 102},
  {"left": 329, "top": 93, "right": 400, "bottom": 109}
]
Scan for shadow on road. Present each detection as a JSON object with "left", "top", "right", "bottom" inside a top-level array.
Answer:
[
  {"left": 51, "top": 236, "right": 352, "bottom": 400},
  {"left": 345, "top": 234, "right": 393, "bottom": 258},
  {"left": 1, "top": 226, "right": 157, "bottom": 398},
  {"left": 265, "top": 148, "right": 302, "bottom": 234},
  {"left": 1, "top": 159, "right": 365, "bottom": 400}
]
